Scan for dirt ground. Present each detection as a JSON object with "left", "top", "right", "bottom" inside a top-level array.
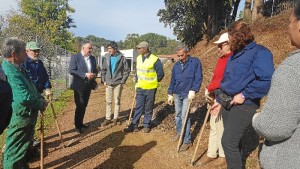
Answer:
[
  {"left": 27, "top": 82, "right": 206, "bottom": 169},
  {"left": 27, "top": 76, "right": 261, "bottom": 169}
]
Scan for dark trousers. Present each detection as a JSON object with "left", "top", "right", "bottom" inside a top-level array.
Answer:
[
  {"left": 221, "top": 104, "right": 258, "bottom": 169},
  {"left": 132, "top": 88, "right": 156, "bottom": 128},
  {"left": 0, "top": 90, "right": 12, "bottom": 134},
  {"left": 74, "top": 88, "right": 91, "bottom": 128}
]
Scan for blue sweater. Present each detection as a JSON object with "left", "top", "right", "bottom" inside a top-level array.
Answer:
[
  {"left": 220, "top": 42, "right": 274, "bottom": 104},
  {"left": 168, "top": 56, "right": 202, "bottom": 98},
  {"left": 21, "top": 56, "right": 52, "bottom": 93}
]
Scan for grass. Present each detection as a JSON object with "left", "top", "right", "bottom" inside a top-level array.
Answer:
[{"left": 0, "top": 89, "right": 73, "bottom": 162}]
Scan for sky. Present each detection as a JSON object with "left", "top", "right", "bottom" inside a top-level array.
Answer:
[
  {"left": 0, "top": 0, "right": 177, "bottom": 41},
  {"left": 0, "top": 0, "right": 246, "bottom": 41}
]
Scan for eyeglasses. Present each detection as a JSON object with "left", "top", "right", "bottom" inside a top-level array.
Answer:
[{"left": 218, "top": 43, "right": 228, "bottom": 48}]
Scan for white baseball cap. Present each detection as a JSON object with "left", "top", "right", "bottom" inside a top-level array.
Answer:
[{"left": 214, "top": 33, "right": 229, "bottom": 44}]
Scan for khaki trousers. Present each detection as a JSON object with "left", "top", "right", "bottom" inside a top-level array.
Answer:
[
  {"left": 105, "top": 84, "right": 122, "bottom": 120},
  {"left": 207, "top": 113, "right": 225, "bottom": 158}
]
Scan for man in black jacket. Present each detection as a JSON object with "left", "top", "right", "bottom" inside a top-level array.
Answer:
[
  {"left": 0, "top": 65, "right": 12, "bottom": 135},
  {"left": 101, "top": 41, "right": 130, "bottom": 126},
  {"left": 69, "top": 41, "right": 98, "bottom": 134}
]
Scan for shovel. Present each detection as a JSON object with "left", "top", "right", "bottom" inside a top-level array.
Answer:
[
  {"left": 177, "top": 100, "right": 192, "bottom": 152},
  {"left": 191, "top": 105, "right": 211, "bottom": 165}
]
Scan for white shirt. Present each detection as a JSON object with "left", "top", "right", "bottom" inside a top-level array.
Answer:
[{"left": 81, "top": 52, "right": 92, "bottom": 73}]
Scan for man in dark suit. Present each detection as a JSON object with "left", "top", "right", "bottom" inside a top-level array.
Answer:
[{"left": 69, "top": 41, "right": 98, "bottom": 134}]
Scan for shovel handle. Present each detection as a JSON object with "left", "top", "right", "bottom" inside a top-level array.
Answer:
[
  {"left": 191, "top": 106, "right": 211, "bottom": 165},
  {"left": 177, "top": 100, "right": 192, "bottom": 152},
  {"left": 40, "top": 112, "right": 44, "bottom": 169},
  {"left": 127, "top": 93, "right": 136, "bottom": 126}
]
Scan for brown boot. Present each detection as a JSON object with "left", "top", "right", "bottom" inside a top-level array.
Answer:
[
  {"left": 210, "top": 157, "right": 227, "bottom": 169},
  {"left": 194, "top": 155, "right": 216, "bottom": 166}
]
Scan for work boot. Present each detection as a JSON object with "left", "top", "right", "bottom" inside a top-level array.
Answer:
[
  {"left": 210, "top": 157, "right": 227, "bottom": 169},
  {"left": 101, "top": 119, "right": 111, "bottom": 127},
  {"left": 171, "top": 135, "right": 180, "bottom": 142},
  {"left": 81, "top": 124, "right": 89, "bottom": 129},
  {"left": 179, "top": 143, "right": 192, "bottom": 152},
  {"left": 123, "top": 124, "right": 138, "bottom": 133},
  {"left": 194, "top": 155, "right": 216, "bottom": 166},
  {"left": 112, "top": 119, "right": 118, "bottom": 125}
]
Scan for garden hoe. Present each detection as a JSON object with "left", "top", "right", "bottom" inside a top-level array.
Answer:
[
  {"left": 191, "top": 105, "right": 211, "bottom": 165},
  {"left": 49, "top": 96, "right": 65, "bottom": 148},
  {"left": 39, "top": 111, "right": 44, "bottom": 169},
  {"left": 177, "top": 100, "right": 192, "bottom": 152},
  {"left": 127, "top": 92, "right": 136, "bottom": 126}
]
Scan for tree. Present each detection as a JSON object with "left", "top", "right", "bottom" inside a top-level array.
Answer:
[
  {"left": 158, "top": 0, "right": 239, "bottom": 47},
  {"left": 8, "top": 0, "right": 76, "bottom": 50},
  {"left": 123, "top": 34, "right": 140, "bottom": 49},
  {"left": 244, "top": 0, "right": 252, "bottom": 21}
]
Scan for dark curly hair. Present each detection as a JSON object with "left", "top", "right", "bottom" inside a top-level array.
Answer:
[
  {"left": 228, "top": 21, "right": 254, "bottom": 52},
  {"left": 294, "top": 0, "right": 300, "bottom": 20}
]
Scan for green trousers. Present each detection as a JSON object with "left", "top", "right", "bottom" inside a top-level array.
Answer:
[{"left": 3, "top": 123, "right": 35, "bottom": 169}]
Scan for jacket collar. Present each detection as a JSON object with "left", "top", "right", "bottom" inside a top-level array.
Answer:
[{"left": 231, "top": 42, "right": 256, "bottom": 59}]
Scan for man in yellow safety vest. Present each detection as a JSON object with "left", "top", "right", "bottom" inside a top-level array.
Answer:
[{"left": 124, "top": 41, "right": 164, "bottom": 133}]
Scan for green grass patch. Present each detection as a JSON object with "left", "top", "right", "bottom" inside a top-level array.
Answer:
[{"left": 0, "top": 89, "right": 73, "bottom": 160}]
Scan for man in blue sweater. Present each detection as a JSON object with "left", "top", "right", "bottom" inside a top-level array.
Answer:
[
  {"left": 168, "top": 44, "right": 202, "bottom": 152},
  {"left": 22, "top": 41, "right": 52, "bottom": 96}
]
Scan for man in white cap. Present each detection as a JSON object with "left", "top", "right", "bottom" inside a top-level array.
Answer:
[
  {"left": 196, "top": 32, "right": 232, "bottom": 168},
  {"left": 124, "top": 41, "right": 164, "bottom": 133}
]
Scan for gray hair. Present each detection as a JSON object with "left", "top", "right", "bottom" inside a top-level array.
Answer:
[
  {"left": 175, "top": 44, "right": 189, "bottom": 52},
  {"left": 81, "top": 40, "right": 92, "bottom": 48},
  {"left": 1, "top": 37, "right": 26, "bottom": 58}
]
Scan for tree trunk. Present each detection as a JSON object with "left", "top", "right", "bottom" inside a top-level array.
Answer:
[
  {"left": 252, "top": 0, "right": 264, "bottom": 20},
  {"left": 232, "top": 0, "right": 241, "bottom": 21},
  {"left": 244, "top": 0, "right": 252, "bottom": 21}
]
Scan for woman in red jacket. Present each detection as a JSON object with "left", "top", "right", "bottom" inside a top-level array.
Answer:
[{"left": 197, "top": 33, "right": 232, "bottom": 168}]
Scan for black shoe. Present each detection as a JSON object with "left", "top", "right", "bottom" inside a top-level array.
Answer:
[
  {"left": 123, "top": 124, "right": 138, "bottom": 133},
  {"left": 76, "top": 128, "right": 83, "bottom": 134},
  {"left": 81, "top": 124, "right": 89, "bottom": 129}
]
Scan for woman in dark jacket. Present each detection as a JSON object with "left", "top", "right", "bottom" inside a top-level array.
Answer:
[{"left": 210, "top": 21, "right": 275, "bottom": 169}]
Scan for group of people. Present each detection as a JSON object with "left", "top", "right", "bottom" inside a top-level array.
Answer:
[
  {"left": 2, "top": 1, "right": 300, "bottom": 168},
  {"left": 0, "top": 39, "right": 51, "bottom": 168}
]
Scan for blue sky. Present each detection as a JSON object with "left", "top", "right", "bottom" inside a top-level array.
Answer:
[{"left": 0, "top": 0, "right": 245, "bottom": 41}]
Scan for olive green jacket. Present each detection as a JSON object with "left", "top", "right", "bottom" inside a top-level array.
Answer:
[{"left": 2, "top": 60, "right": 44, "bottom": 127}]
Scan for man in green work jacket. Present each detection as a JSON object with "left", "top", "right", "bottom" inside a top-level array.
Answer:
[{"left": 1, "top": 37, "right": 48, "bottom": 169}]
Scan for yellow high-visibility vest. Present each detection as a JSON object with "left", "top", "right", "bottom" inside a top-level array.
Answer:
[{"left": 136, "top": 54, "right": 158, "bottom": 89}]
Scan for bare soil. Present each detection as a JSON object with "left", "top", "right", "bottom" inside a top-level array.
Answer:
[{"left": 28, "top": 82, "right": 210, "bottom": 169}]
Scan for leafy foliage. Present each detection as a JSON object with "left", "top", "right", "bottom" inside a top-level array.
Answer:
[
  {"left": 76, "top": 33, "right": 180, "bottom": 56},
  {"left": 4, "top": 0, "right": 76, "bottom": 51},
  {"left": 158, "top": 0, "right": 238, "bottom": 47}
]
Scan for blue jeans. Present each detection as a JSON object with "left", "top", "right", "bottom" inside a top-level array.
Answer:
[
  {"left": 132, "top": 88, "right": 156, "bottom": 128},
  {"left": 174, "top": 94, "right": 191, "bottom": 144}
]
